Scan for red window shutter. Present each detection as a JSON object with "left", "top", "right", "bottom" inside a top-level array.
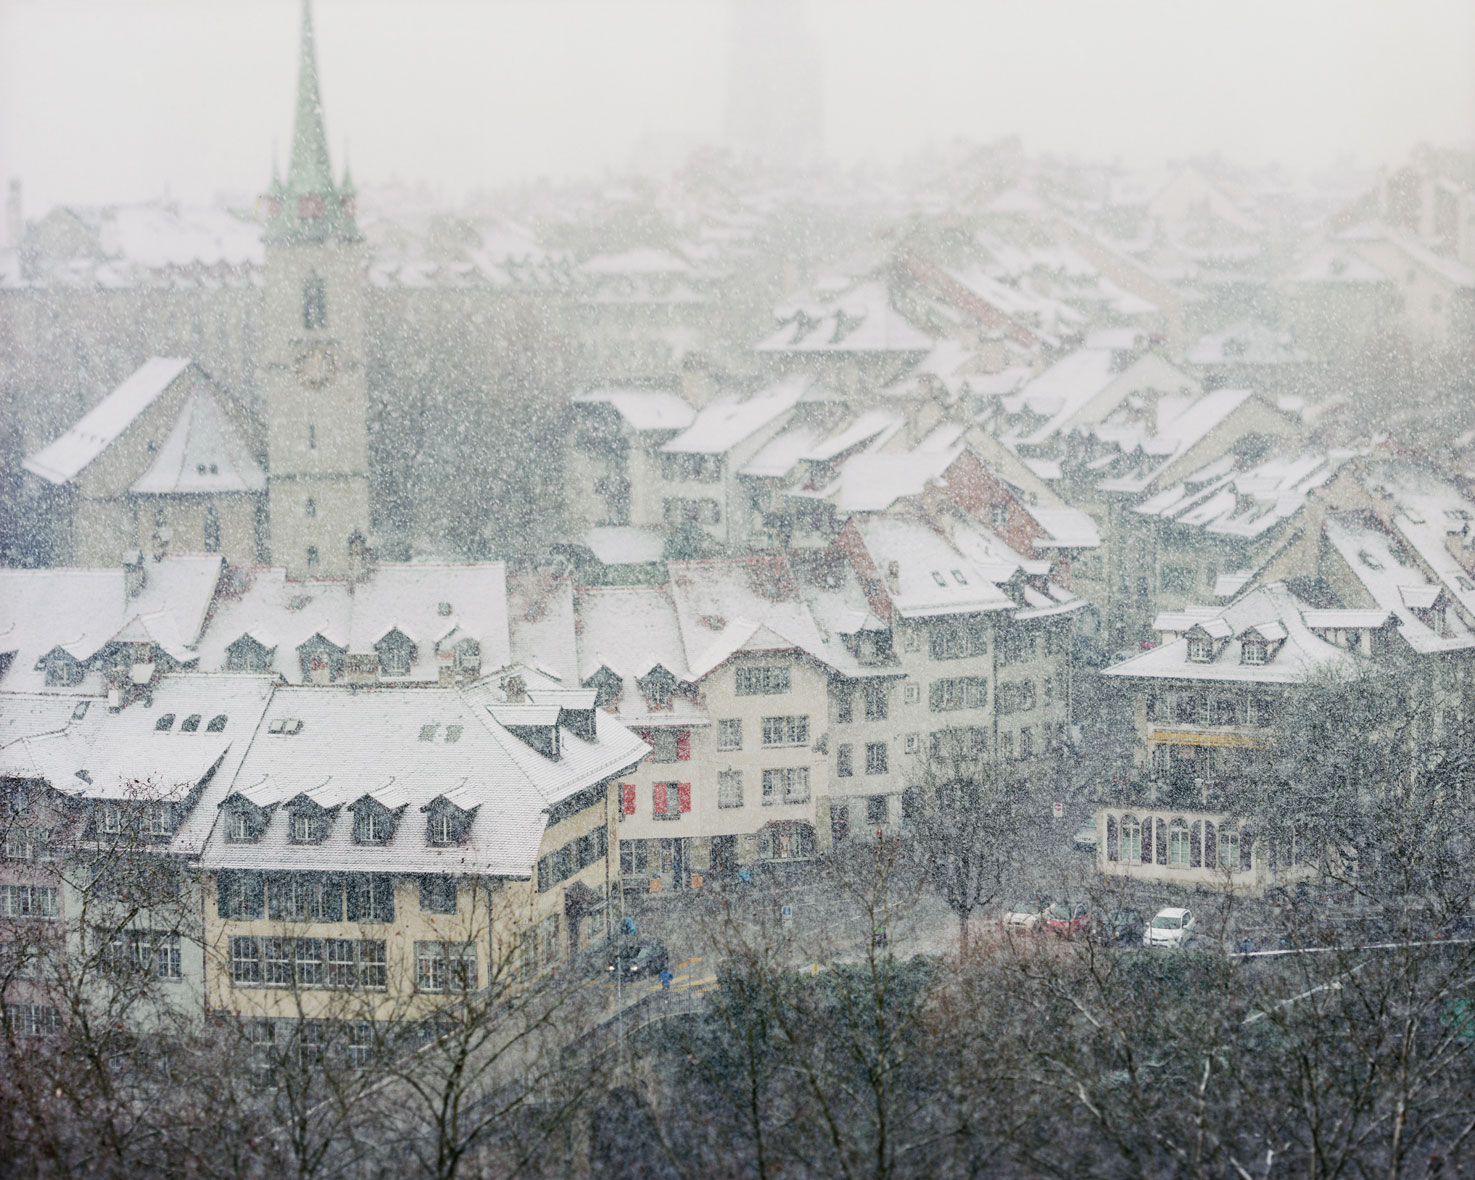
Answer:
[
  {"left": 621, "top": 783, "right": 636, "bottom": 815},
  {"left": 676, "top": 730, "right": 691, "bottom": 761},
  {"left": 652, "top": 783, "right": 667, "bottom": 815},
  {"left": 677, "top": 783, "right": 692, "bottom": 813}
]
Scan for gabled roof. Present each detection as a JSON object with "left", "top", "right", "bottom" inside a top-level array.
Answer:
[
  {"left": 571, "top": 388, "right": 696, "bottom": 432},
  {"left": 129, "top": 390, "right": 265, "bottom": 495},
  {"left": 24, "top": 358, "right": 191, "bottom": 485},
  {"left": 661, "top": 377, "right": 805, "bottom": 455}
]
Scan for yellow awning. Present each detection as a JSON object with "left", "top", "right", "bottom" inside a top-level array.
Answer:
[{"left": 1148, "top": 730, "right": 1266, "bottom": 749}]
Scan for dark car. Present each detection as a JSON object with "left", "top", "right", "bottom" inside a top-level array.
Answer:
[
  {"left": 607, "top": 942, "right": 669, "bottom": 980},
  {"left": 1093, "top": 908, "right": 1145, "bottom": 946}
]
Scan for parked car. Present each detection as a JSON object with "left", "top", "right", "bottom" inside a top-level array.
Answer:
[
  {"left": 1094, "top": 908, "right": 1145, "bottom": 946},
  {"left": 1044, "top": 902, "right": 1090, "bottom": 938},
  {"left": 607, "top": 942, "right": 669, "bottom": 980},
  {"left": 1002, "top": 898, "right": 1050, "bottom": 932},
  {"left": 1143, "top": 907, "right": 1197, "bottom": 948}
]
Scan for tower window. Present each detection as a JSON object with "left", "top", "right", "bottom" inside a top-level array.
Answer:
[
  {"left": 307, "top": 546, "right": 320, "bottom": 569},
  {"left": 306, "top": 498, "right": 316, "bottom": 518},
  {"left": 303, "top": 274, "right": 327, "bottom": 330}
]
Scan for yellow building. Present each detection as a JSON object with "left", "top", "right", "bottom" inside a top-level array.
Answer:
[{"left": 197, "top": 680, "right": 645, "bottom": 1022}]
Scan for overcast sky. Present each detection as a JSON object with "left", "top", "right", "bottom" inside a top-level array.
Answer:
[{"left": 2, "top": 0, "right": 1472, "bottom": 212}]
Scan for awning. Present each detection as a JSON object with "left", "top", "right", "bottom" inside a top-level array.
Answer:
[{"left": 1148, "top": 730, "right": 1266, "bottom": 749}]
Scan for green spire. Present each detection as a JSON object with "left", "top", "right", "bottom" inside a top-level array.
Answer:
[
  {"left": 268, "top": 0, "right": 358, "bottom": 243},
  {"left": 285, "top": 0, "right": 335, "bottom": 198}
]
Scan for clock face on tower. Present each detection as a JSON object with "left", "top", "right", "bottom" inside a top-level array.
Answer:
[{"left": 295, "top": 343, "right": 336, "bottom": 390}]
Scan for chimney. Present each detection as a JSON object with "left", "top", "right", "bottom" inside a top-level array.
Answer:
[
  {"left": 5, "top": 179, "right": 20, "bottom": 250},
  {"left": 123, "top": 548, "right": 145, "bottom": 600},
  {"left": 502, "top": 674, "right": 527, "bottom": 703}
]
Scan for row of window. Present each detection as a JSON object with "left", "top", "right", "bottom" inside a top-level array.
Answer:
[
  {"left": 663, "top": 497, "right": 722, "bottom": 525},
  {"left": 1105, "top": 815, "right": 1251, "bottom": 871},
  {"left": 99, "top": 928, "right": 182, "bottom": 979},
  {"left": 3, "top": 1003, "right": 60, "bottom": 1038},
  {"left": 3, "top": 826, "right": 54, "bottom": 863},
  {"left": 735, "top": 666, "right": 790, "bottom": 696},
  {"left": 1146, "top": 692, "right": 1275, "bottom": 727},
  {"left": 230, "top": 937, "right": 389, "bottom": 990},
  {"left": 660, "top": 453, "right": 723, "bottom": 483},
  {"left": 1, "top": 884, "right": 58, "bottom": 918},
  {"left": 96, "top": 802, "right": 175, "bottom": 838},
  {"left": 153, "top": 713, "right": 228, "bottom": 734},
  {"left": 535, "top": 826, "right": 608, "bottom": 893},
  {"left": 836, "top": 742, "right": 889, "bottom": 777},
  {"left": 835, "top": 682, "right": 889, "bottom": 722},
  {"left": 217, "top": 871, "right": 396, "bottom": 923}
]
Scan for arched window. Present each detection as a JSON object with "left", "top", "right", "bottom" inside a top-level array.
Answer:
[
  {"left": 1168, "top": 820, "right": 1191, "bottom": 866},
  {"left": 154, "top": 713, "right": 176, "bottom": 732},
  {"left": 180, "top": 714, "right": 202, "bottom": 733},
  {"left": 206, "top": 715, "right": 227, "bottom": 733},
  {"left": 303, "top": 273, "right": 327, "bottom": 330},
  {"left": 1119, "top": 815, "right": 1142, "bottom": 863}
]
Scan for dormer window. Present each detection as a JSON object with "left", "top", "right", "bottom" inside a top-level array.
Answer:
[
  {"left": 584, "top": 667, "right": 623, "bottom": 710},
  {"left": 155, "top": 713, "right": 176, "bottom": 732},
  {"left": 180, "top": 714, "right": 202, "bottom": 733},
  {"left": 639, "top": 667, "right": 677, "bottom": 710},
  {"left": 429, "top": 813, "right": 455, "bottom": 845},
  {"left": 1241, "top": 640, "right": 1268, "bottom": 666},
  {"left": 206, "top": 715, "right": 227, "bottom": 733},
  {"left": 376, "top": 629, "right": 416, "bottom": 678},
  {"left": 225, "top": 809, "right": 255, "bottom": 843},
  {"left": 351, "top": 799, "right": 399, "bottom": 846},
  {"left": 292, "top": 813, "right": 318, "bottom": 842},
  {"left": 423, "top": 795, "right": 476, "bottom": 847},
  {"left": 98, "top": 805, "right": 124, "bottom": 835},
  {"left": 1187, "top": 637, "right": 1213, "bottom": 663},
  {"left": 454, "top": 639, "right": 481, "bottom": 675}
]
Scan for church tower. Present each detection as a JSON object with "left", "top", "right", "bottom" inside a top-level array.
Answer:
[{"left": 263, "top": 0, "right": 369, "bottom": 578}]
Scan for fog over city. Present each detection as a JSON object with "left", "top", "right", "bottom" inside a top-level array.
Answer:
[{"left": 1, "top": 2, "right": 1474, "bottom": 1178}]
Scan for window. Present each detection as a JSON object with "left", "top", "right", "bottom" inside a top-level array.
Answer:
[
  {"left": 761, "top": 715, "right": 809, "bottom": 747},
  {"left": 428, "top": 811, "right": 457, "bottom": 846},
  {"left": 1175, "top": 694, "right": 1199, "bottom": 724},
  {"left": 651, "top": 729, "right": 679, "bottom": 762},
  {"left": 835, "top": 687, "right": 853, "bottom": 723},
  {"left": 717, "top": 719, "right": 742, "bottom": 751},
  {"left": 863, "top": 683, "right": 888, "bottom": 721},
  {"left": 1187, "top": 636, "right": 1213, "bottom": 663},
  {"left": 758, "top": 821, "right": 816, "bottom": 862},
  {"left": 180, "top": 714, "right": 202, "bottom": 733},
  {"left": 1210, "top": 697, "right": 1238, "bottom": 726},
  {"left": 1218, "top": 829, "right": 1240, "bottom": 869},
  {"left": 218, "top": 870, "right": 264, "bottom": 919},
  {"left": 904, "top": 684, "right": 920, "bottom": 704},
  {"left": 147, "top": 804, "right": 172, "bottom": 837},
  {"left": 295, "top": 939, "right": 325, "bottom": 987},
  {"left": 1120, "top": 816, "right": 1143, "bottom": 863},
  {"left": 930, "top": 620, "right": 988, "bottom": 660},
  {"left": 419, "top": 875, "right": 458, "bottom": 914},
  {"left": 305, "top": 497, "right": 316, "bottom": 518},
  {"left": 226, "top": 809, "right": 254, "bottom": 843},
  {"left": 355, "top": 807, "right": 391, "bottom": 844},
  {"left": 1168, "top": 822, "right": 1191, "bottom": 866},
  {"left": 203, "top": 505, "right": 220, "bottom": 553},
  {"left": 230, "top": 937, "right": 260, "bottom": 983},
  {"left": 867, "top": 795, "right": 888, "bottom": 825},
  {"left": 263, "top": 938, "right": 292, "bottom": 986},
  {"left": 291, "top": 812, "right": 321, "bottom": 843},
  {"left": 735, "top": 666, "right": 789, "bottom": 695},
  {"left": 718, "top": 770, "right": 743, "bottom": 809},
  {"left": 836, "top": 743, "right": 853, "bottom": 777},
  {"left": 347, "top": 1023, "right": 375, "bottom": 1068},
  {"left": 990, "top": 504, "right": 1008, "bottom": 530},
  {"left": 0, "top": 885, "right": 58, "bottom": 918},
  {"left": 269, "top": 873, "right": 342, "bottom": 922},
  {"left": 865, "top": 742, "right": 888, "bottom": 775},
  {"left": 98, "top": 805, "right": 124, "bottom": 835},
  {"left": 344, "top": 874, "right": 394, "bottom": 923},
  {"left": 1018, "top": 726, "right": 1034, "bottom": 759},
  {"left": 416, "top": 941, "right": 477, "bottom": 992},
  {"left": 206, "top": 714, "right": 227, "bottom": 732},
  {"left": 1000, "top": 731, "right": 1014, "bottom": 760},
  {"left": 307, "top": 546, "right": 320, "bottom": 569},
  {"left": 1248, "top": 697, "right": 1275, "bottom": 727},
  {"left": 4, "top": 1004, "right": 60, "bottom": 1038},
  {"left": 929, "top": 677, "right": 987, "bottom": 711},
  {"left": 1242, "top": 640, "right": 1267, "bottom": 665},
  {"left": 761, "top": 767, "right": 810, "bottom": 805},
  {"left": 303, "top": 273, "right": 327, "bottom": 329},
  {"left": 308, "top": 423, "right": 316, "bottom": 449},
  {"left": 3, "top": 826, "right": 49, "bottom": 863},
  {"left": 155, "top": 713, "right": 176, "bottom": 732},
  {"left": 653, "top": 781, "right": 682, "bottom": 819}
]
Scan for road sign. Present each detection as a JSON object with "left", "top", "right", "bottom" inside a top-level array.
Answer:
[
  {"left": 780, "top": 904, "right": 794, "bottom": 923},
  {"left": 1052, "top": 802, "right": 1063, "bottom": 818}
]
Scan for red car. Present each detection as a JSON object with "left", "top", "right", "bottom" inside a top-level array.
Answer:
[{"left": 1044, "top": 902, "right": 1090, "bottom": 937}]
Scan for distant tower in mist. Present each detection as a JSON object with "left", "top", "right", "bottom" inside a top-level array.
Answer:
[{"left": 724, "top": 0, "right": 823, "bottom": 169}]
